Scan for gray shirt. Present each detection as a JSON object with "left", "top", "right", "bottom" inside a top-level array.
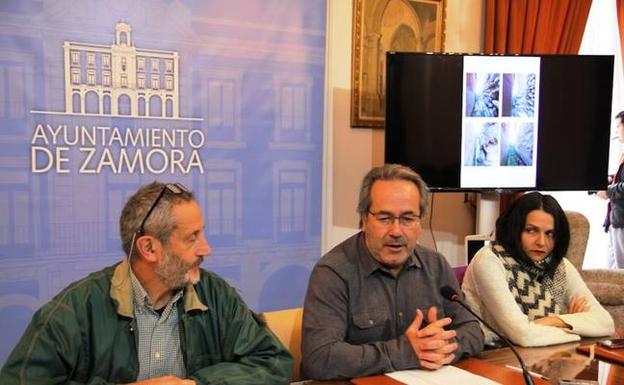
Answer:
[{"left": 301, "top": 232, "right": 484, "bottom": 380}]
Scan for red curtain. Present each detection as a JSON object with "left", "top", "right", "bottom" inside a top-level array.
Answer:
[
  {"left": 618, "top": 0, "right": 624, "bottom": 69},
  {"left": 484, "top": 0, "right": 592, "bottom": 54},
  {"left": 484, "top": 0, "right": 593, "bottom": 210}
]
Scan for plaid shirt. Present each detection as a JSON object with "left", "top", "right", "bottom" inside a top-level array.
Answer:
[{"left": 130, "top": 269, "right": 185, "bottom": 380}]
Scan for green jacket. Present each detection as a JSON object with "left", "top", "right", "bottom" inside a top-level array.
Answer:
[{"left": 0, "top": 259, "right": 293, "bottom": 385}]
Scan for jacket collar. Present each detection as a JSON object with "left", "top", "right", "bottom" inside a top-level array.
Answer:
[{"left": 110, "top": 258, "right": 208, "bottom": 318}]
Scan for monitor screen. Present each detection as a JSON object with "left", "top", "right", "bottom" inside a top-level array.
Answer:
[{"left": 385, "top": 52, "right": 614, "bottom": 191}]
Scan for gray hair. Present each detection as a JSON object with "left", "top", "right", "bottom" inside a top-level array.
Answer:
[
  {"left": 357, "top": 164, "right": 429, "bottom": 227},
  {"left": 119, "top": 181, "right": 195, "bottom": 258}
]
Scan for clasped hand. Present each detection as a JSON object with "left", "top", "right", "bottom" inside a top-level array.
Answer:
[{"left": 405, "top": 306, "right": 458, "bottom": 369}]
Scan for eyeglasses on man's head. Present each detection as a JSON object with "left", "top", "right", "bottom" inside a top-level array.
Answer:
[{"left": 136, "top": 182, "right": 189, "bottom": 235}]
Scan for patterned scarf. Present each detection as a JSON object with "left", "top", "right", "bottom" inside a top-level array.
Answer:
[{"left": 491, "top": 245, "right": 567, "bottom": 320}]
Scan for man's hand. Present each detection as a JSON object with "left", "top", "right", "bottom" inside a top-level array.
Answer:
[
  {"left": 405, "top": 306, "right": 458, "bottom": 370},
  {"left": 127, "top": 375, "right": 196, "bottom": 385},
  {"left": 596, "top": 190, "right": 608, "bottom": 200}
]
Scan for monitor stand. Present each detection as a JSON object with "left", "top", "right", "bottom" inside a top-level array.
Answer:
[{"left": 476, "top": 193, "right": 500, "bottom": 236}]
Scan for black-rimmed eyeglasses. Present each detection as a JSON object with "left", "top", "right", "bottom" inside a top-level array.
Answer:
[{"left": 136, "top": 182, "right": 189, "bottom": 235}]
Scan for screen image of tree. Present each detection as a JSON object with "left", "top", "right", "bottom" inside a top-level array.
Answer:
[{"left": 460, "top": 56, "right": 540, "bottom": 188}]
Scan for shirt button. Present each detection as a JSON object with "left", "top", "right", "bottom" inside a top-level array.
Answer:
[
  {"left": 155, "top": 352, "right": 161, "bottom": 359},
  {"left": 399, "top": 312, "right": 404, "bottom": 317},
  {"left": 369, "top": 319, "right": 374, "bottom": 325}
]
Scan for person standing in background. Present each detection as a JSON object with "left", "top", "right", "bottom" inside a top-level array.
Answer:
[{"left": 598, "top": 110, "right": 624, "bottom": 269}]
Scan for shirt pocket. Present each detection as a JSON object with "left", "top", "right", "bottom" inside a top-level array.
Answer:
[
  {"left": 349, "top": 310, "right": 389, "bottom": 344},
  {"left": 353, "top": 310, "right": 387, "bottom": 329}
]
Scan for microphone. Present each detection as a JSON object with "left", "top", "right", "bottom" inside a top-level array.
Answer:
[{"left": 440, "top": 286, "right": 535, "bottom": 385}]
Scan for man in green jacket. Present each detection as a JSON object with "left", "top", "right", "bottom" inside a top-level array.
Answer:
[{"left": 0, "top": 182, "right": 293, "bottom": 385}]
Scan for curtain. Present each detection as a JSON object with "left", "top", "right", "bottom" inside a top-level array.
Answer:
[
  {"left": 484, "top": 0, "right": 593, "bottom": 211},
  {"left": 618, "top": 0, "right": 624, "bottom": 69},
  {"left": 485, "top": 0, "right": 592, "bottom": 54}
]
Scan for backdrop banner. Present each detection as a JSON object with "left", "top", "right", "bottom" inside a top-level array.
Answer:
[{"left": 0, "top": 0, "right": 326, "bottom": 364}]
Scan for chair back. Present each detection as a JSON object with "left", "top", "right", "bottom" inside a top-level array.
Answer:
[
  {"left": 453, "top": 265, "right": 468, "bottom": 285},
  {"left": 564, "top": 210, "right": 590, "bottom": 271},
  {"left": 261, "top": 307, "right": 303, "bottom": 381}
]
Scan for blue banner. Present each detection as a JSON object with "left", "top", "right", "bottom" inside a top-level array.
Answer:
[{"left": 0, "top": 0, "right": 326, "bottom": 364}]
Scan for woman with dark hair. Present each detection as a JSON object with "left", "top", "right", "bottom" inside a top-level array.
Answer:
[{"left": 462, "top": 192, "right": 614, "bottom": 347}]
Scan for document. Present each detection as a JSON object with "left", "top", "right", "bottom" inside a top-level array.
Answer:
[{"left": 386, "top": 365, "right": 501, "bottom": 385}]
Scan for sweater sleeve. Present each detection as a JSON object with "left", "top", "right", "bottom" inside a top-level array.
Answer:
[
  {"left": 462, "top": 247, "right": 580, "bottom": 347},
  {"left": 557, "top": 259, "right": 614, "bottom": 337}
]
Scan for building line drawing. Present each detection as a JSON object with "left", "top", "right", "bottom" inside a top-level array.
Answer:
[{"left": 30, "top": 22, "right": 200, "bottom": 121}]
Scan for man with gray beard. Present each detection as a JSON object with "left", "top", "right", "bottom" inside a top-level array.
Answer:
[{"left": 0, "top": 182, "right": 292, "bottom": 385}]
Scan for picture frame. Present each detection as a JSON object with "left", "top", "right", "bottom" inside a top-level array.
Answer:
[{"left": 351, "top": 0, "right": 446, "bottom": 128}]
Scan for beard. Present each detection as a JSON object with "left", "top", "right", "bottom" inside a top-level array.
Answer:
[{"left": 154, "top": 249, "right": 202, "bottom": 289}]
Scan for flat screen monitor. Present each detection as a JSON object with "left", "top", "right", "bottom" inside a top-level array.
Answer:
[{"left": 385, "top": 52, "right": 614, "bottom": 191}]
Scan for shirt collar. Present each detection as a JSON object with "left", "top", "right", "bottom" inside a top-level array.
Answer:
[
  {"left": 129, "top": 266, "right": 183, "bottom": 312},
  {"left": 110, "top": 258, "right": 208, "bottom": 318},
  {"left": 357, "top": 232, "right": 422, "bottom": 277}
]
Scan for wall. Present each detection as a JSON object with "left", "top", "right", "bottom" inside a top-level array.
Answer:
[{"left": 323, "top": 0, "right": 485, "bottom": 266}]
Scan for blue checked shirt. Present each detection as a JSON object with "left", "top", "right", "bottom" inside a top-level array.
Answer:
[{"left": 130, "top": 269, "right": 185, "bottom": 380}]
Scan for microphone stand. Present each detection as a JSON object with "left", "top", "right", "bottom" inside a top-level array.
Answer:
[{"left": 441, "top": 286, "right": 535, "bottom": 385}]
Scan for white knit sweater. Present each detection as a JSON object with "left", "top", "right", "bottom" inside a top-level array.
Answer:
[{"left": 461, "top": 246, "right": 614, "bottom": 347}]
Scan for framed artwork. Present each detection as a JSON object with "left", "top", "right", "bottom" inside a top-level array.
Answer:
[{"left": 351, "top": 0, "right": 446, "bottom": 128}]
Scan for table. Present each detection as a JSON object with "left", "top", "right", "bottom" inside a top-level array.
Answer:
[
  {"left": 297, "top": 338, "right": 624, "bottom": 385},
  {"left": 477, "top": 338, "right": 624, "bottom": 385},
  {"left": 349, "top": 359, "right": 550, "bottom": 385},
  {"left": 297, "top": 358, "right": 550, "bottom": 385}
]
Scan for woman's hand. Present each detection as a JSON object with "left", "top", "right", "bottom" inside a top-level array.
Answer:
[
  {"left": 532, "top": 296, "right": 589, "bottom": 329},
  {"left": 533, "top": 315, "right": 570, "bottom": 328},
  {"left": 567, "top": 296, "right": 589, "bottom": 314}
]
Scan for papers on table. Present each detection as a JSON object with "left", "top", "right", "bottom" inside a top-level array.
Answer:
[{"left": 386, "top": 365, "right": 502, "bottom": 385}]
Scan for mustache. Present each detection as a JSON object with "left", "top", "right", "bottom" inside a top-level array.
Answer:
[
  {"left": 384, "top": 237, "right": 407, "bottom": 246},
  {"left": 191, "top": 256, "right": 204, "bottom": 267},
  {"left": 177, "top": 256, "right": 204, "bottom": 270}
]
